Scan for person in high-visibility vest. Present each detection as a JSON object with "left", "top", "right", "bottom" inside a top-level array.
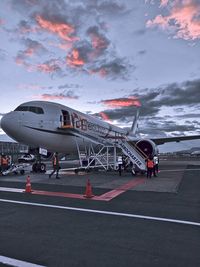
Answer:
[
  {"left": 153, "top": 155, "right": 159, "bottom": 177},
  {"left": 117, "top": 155, "right": 123, "bottom": 176},
  {"left": 1, "top": 154, "right": 9, "bottom": 172},
  {"left": 146, "top": 155, "right": 154, "bottom": 179},
  {"left": 49, "top": 152, "right": 60, "bottom": 179}
]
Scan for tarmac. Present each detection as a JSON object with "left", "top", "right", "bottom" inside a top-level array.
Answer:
[{"left": 0, "top": 157, "right": 199, "bottom": 267}]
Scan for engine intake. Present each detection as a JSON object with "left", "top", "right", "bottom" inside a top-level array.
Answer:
[{"left": 136, "top": 139, "right": 158, "bottom": 157}]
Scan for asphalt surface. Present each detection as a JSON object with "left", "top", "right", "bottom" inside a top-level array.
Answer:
[{"left": 0, "top": 158, "right": 199, "bottom": 267}]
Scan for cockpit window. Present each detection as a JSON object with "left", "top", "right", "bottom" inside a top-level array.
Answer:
[{"left": 14, "top": 106, "right": 44, "bottom": 114}]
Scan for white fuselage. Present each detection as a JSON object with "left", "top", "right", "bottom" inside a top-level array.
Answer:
[{"left": 1, "top": 101, "right": 127, "bottom": 154}]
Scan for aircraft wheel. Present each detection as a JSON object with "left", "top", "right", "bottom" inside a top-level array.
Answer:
[
  {"left": 74, "top": 169, "right": 79, "bottom": 174},
  {"left": 40, "top": 163, "right": 46, "bottom": 173},
  {"left": 32, "top": 163, "right": 38, "bottom": 172},
  {"left": 20, "top": 170, "right": 25, "bottom": 175}
]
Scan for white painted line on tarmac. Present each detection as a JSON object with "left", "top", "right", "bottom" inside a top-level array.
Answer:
[
  {"left": 0, "top": 255, "right": 45, "bottom": 267},
  {"left": 0, "top": 187, "right": 24, "bottom": 193},
  {"left": 0, "top": 198, "right": 200, "bottom": 227}
]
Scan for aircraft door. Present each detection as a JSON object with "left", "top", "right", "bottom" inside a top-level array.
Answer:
[{"left": 61, "top": 110, "right": 71, "bottom": 128}]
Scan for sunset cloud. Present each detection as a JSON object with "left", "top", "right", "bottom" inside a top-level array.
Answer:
[
  {"left": 35, "top": 15, "right": 78, "bottom": 43},
  {"left": 101, "top": 96, "right": 141, "bottom": 108},
  {"left": 159, "top": 0, "right": 169, "bottom": 7},
  {"left": 36, "top": 59, "right": 61, "bottom": 73},
  {"left": 18, "top": 20, "right": 37, "bottom": 34},
  {"left": 66, "top": 48, "right": 85, "bottom": 67},
  {"left": 35, "top": 90, "right": 79, "bottom": 100},
  {"left": 146, "top": 0, "right": 200, "bottom": 40},
  {"left": 87, "top": 26, "right": 110, "bottom": 56},
  {"left": 99, "top": 112, "right": 112, "bottom": 122}
]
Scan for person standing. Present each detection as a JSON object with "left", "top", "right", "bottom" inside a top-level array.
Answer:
[
  {"left": 117, "top": 155, "right": 123, "bottom": 176},
  {"left": 146, "top": 155, "right": 154, "bottom": 179},
  {"left": 49, "top": 152, "right": 60, "bottom": 179},
  {"left": 1, "top": 154, "right": 9, "bottom": 173},
  {"left": 153, "top": 155, "right": 159, "bottom": 177}
]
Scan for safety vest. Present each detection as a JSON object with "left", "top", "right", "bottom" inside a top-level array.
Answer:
[
  {"left": 147, "top": 159, "right": 154, "bottom": 168},
  {"left": 118, "top": 156, "right": 123, "bottom": 164},
  {"left": 53, "top": 156, "right": 58, "bottom": 166},
  {"left": 1, "top": 157, "right": 8, "bottom": 165},
  {"left": 153, "top": 156, "right": 158, "bottom": 165}
]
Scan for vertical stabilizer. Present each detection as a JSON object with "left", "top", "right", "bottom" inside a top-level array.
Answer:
[{"left": 128, "top": 108, "right": 140, "bottom": 136}]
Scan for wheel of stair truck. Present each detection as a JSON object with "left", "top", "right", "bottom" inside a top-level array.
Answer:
[
  {"left": 39, "top": 163, "right": 46, "bottom": 173},
  {"left": 32, "top": 163, "right": 38, "bottom": 172},
  {"left": 32, "top": 162, "right": 46, "bottom": 173}
]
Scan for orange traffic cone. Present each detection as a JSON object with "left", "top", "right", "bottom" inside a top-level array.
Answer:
[
  {"left": 25, "top": 175, "right": 32, "bottom": 193},
  {"left": 84, "top": 179, "right": 94, "bottom": 198}
]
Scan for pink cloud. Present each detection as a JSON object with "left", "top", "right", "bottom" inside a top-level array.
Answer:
[
  {"left": 159, "top": 0, "right": 169, "bottom": 7},
  {"left": 0, "top": 18, "right": 5, "bottom": 26},
  {"left": 146, "top": 0, "right": 200, "bottom": 40},
  {"left": 35, "top": 15, "right": 79, "bottom": 43},
  {"left": 99, "top": 112, "right": 112, "bottom": 122},
  {"left": 102, "top": 96, "right": 141, "bottom": 108},
  {"left": 66, "top": 48, "right": 85, "bottom": 67}
]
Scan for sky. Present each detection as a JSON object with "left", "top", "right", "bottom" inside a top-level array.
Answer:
[{"left": 0, "top": 0, "right": 200, "bottom": 151}]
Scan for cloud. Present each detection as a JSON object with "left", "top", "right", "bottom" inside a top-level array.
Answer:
[
  {"left": 98, "top": 112, "right": 112, "bottom": 122},
  {"left": 35, "top": 15, "right": 79, "bottom": 43},
  {"left": 18, "top": 20, "right": 37, "bottom": 34},
  {"left": 101, "top": 96, "right": 141, "bottom": 108},
  {"left": 96, "top": 79, "right": 200, "bottom": 135},
  {"left": 159, "top": 0, "right": 169, "bottom": 7},
  {"left": 90, "top": 58, "right": 134, "bottom": 79},
  {"left": 0, "top": 49, "right": 7, "bottom": 61},
  {"left": 35, "top": 90, "right": 79, "bottom": 100},
  {"left": 87, "top": 26, "right": 110, "bottom": 55},
  {"left": 58, "top": 83, "right": 82, "bottom": 90},
  {"left": 138, "top": 50, "right": 146, "bottom": 55},
  {"left": 66, "top": 48, "right": 85, "bottom": 67},
  {"left": 146, "top": 0, "right": 200, "bottom": 41},
  {"left": 9, "top": 0, "right": 133, "bottom": 80},
  {"left": 36, "top": 59, "right": 62, "bottom": 74},
  {"left": 17, "top": 83, "right": 53, "bottom": 90},
  {"left": 0, "top": 18, "right": 5, "bottom": 26}
]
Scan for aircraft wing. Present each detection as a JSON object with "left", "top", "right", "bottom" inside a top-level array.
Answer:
[{"left": 150, "top": 135, "right": 200, "bottom": 145}]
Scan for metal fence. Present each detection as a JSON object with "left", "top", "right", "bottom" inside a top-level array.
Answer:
[{"left": 0, "top": 142, "right": 28, "bottom": 162}]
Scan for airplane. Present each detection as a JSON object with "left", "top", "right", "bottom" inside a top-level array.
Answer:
[
  {"left": 1, "top": 100, "right": 200, "bottom": 173},
  {"left": 191, "top": 150, "right": 200, "bottom": 156}
]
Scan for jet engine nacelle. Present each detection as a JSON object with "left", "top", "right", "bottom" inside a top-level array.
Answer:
[{"left": 136, "top": 139, "right": 158, "bottom": 157}]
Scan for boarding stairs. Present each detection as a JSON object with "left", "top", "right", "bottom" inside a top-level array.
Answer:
[
  {"left": 74, "top": 132, "right": 147, "bottom": 171},
  {"left": 116, "top": 139, "right": 147, "bottom": 171},
  {"left": 59, "top": 117, "right": 147, "bottom": 171}
]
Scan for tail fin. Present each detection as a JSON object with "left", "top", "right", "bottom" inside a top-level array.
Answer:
[{"left": 128, "top": 108, "right": 140, "bottom": 136}]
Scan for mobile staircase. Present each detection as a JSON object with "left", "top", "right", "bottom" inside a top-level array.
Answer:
[{"left": 116, "top": 138, "right": 147, "bottom": 172}]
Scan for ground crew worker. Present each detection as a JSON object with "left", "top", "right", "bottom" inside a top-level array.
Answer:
[
  {"left": 1, "top": 154, "right": 9, "bottom": 172},
  {"left": 49, "top": 152, "right": 60, "bottom": 179},
  {"left": 153, "top": 155, "right": 159, "bottom": 177},
  {"left": 146, "top": 155, "right": 154, "bottom": 179},
  {"left": 117, "top": 155, "right": 123, "bottom": 176}
]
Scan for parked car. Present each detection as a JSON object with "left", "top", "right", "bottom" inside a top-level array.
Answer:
[{"left": 18, "top": 153, "right": 35, "bottom": 163}]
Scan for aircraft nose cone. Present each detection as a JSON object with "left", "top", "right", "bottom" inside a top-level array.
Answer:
[
  {"left": 1, "top": 113, "right": 9, "bottom": 133},
  {"left": 1, "top": 112, "right": 20, "bottom": 140}
]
